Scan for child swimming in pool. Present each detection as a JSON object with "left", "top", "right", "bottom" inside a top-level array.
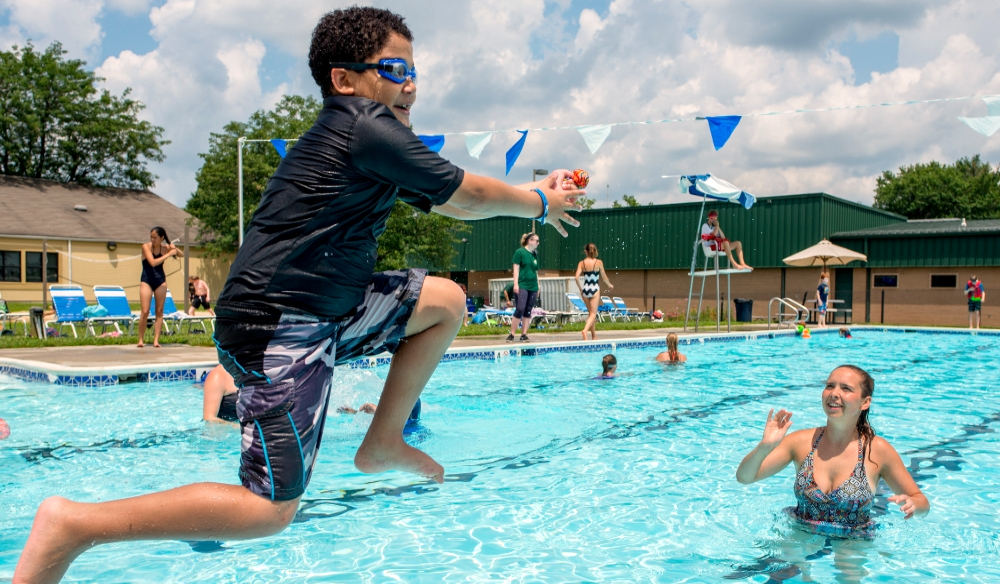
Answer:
[
  {"left": 15, "top": 8, "right": 585, "bottom": 583},
  {"left": 735, "top": 365, "right": 929, "bottom": 537},
  {"left": 597, "top": 354, "right": 617, "bottom": 379},
  {"left": 202, "top": 364, "right": 238, "bottom": 424},
  {"left": 655, "top": 333, "right": 686, "bottom": 363},
  {"left": 839, "top": 327, "right": 853, "bottom": 339}
]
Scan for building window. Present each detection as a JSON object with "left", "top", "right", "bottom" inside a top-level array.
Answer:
[
  {"left": 873, "top": 274, "right": 897, "bottom": 288},
  {"left": 930, "top": 274, "right": 957, "bottom": 288},
  {"left": 25, "top": 252, "right": 58, "bottom": 283},
  {"left": 0, "top": 250, "right": 20, "bottom": 282}
]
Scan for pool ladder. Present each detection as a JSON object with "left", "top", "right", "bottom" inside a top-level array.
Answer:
[{"left": 767, "top": 297, "right": 809, "bottom": 330}]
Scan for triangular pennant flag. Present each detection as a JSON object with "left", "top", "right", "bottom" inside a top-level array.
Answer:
[
  {"left": 984, "top": 96, "right": 1000, "bottom": 116},
  {"left": 957, "top": 116, "right": 1000, "bottom": 137},
  {"left": 705, "top": 115, "right": 742, "bottom": 150},
  {"left": 270, "top": 139, "right": 288, "bottom": 158},
  {"left": 577, "top": 125, "right": 612, "bottom": 154},
  {"left": 505, "top": 130, "right": 528, "bottom": 175},
  {"left": 464, "top": 132, "right": 493, "bottom": 159},
  {"left": 418, "top": 134, "right": 445, "bottom": 153}
]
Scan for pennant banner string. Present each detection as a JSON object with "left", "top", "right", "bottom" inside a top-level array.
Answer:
[{"left": 436, "top": 93, "right": 1000, "bottom": 136}]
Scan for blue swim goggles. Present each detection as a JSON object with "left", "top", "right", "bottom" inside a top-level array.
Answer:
[{"left": 329, "top": 59, "right": 417, "bottom": 84}]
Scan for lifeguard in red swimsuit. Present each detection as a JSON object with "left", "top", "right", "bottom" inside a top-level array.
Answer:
[{"left": 701, "top": 210, "right": 751, "bottom": 270}]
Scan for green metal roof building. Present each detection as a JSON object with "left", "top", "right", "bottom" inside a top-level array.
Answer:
[
  {"left": 830, "top": 219, "right": 1000, "bottom": 268},
  {"left": 453, "top": 193, "right": 906, "bottom": 271}
]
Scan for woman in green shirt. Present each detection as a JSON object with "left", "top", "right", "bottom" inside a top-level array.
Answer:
[{"left": 508, "top": 232, "right": 540, "bottom": 342}]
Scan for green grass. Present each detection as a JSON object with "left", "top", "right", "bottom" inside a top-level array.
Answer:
[{"left": 0, "top": 332, "right": 215, "bottom": 349}]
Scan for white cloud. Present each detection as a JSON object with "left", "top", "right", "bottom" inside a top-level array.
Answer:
[
  {"left": 3, "top": 0, "right": 999, "bottom": 209},
  {"left": 1, "top": 0, "right": 103, "bottom": 57}
]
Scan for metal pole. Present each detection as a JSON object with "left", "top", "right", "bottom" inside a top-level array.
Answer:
[
  {"left": 238, "top": 136, "right": 246, "bottom": 248},
  {"left": 880, "top": 289, "right": 885, "bottom": 324},
  {"left": 715, "top": 250, "right": 721, "bottom": 333},
  {"left": 41, "top": 239, "right": 47, "bottom": 310},
  {"left": 727, "top": 273, "right": 732, "bottom": 332},
  {"left": 684, "top": 196, "right": 708, "bottom": 331},
  {"left": 183, "top": 224, "right": 190, "bottom": 312}
]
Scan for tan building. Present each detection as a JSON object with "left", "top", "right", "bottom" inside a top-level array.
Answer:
[{"left": 0, "top": 176, "right": 232, "bottom": 307}]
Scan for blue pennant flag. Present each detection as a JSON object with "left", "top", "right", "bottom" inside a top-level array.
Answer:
[
  {"left": 705, "top": 116, "right": 742, "bottom": 150},
  {"left": 418, "top": 134, "right": 445, "bottom": 152},
  {"left": 270, "top": 139, "right": 288, "bottom": 158},
  {"left": 505, "top": 130, "right": 529, "bottom": 175}
]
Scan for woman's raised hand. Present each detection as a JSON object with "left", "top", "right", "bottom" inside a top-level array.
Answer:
[{"left": 761, "top": 408, "right": 793, "bottom": 448}]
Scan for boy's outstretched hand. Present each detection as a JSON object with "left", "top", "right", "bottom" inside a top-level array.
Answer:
[{"left": 535, "top": 169, "right": 583, "bottom": 237}]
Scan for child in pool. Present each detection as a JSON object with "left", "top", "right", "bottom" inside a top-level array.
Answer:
[
  {"left": 839, "top": 327, "right": 853, "bottom": 339},
  {"left": 655, "top": 333, "right": 687, "bottom": 363},
  {"left": 202, "top": 365, "right": 238, "bottom": 424},
  {"left": 597, "top": 354, "right": 617, "bottom": 379}
]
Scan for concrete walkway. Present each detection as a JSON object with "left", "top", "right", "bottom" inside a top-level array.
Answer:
[{"left": 0, "top": 324, "right": 774, "bottom": 370}]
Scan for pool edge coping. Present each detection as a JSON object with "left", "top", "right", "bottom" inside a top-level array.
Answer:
[{"left": 1, "top": 325, "right": 996, "bottom": 386}]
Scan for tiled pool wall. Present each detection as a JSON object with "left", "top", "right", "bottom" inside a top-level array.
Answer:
[{"left": 2, "top": 326, "right": 998, "bottom": 388}]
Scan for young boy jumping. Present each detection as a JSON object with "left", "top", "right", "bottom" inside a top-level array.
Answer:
[{"left": 15, "top": 8, "right": 583, "bottom": 583}]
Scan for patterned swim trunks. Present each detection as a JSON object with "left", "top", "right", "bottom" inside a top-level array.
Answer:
[{"left": 214, "top": 269, "right": 426, "bottom": 501}]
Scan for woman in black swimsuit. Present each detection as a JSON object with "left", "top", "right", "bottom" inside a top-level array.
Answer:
[{"left": 138, "top": 226, "right": 182, "bottom": 348}]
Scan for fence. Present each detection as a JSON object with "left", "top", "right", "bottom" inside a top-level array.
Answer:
[{"left": 488, "top": 278, "right": 582, "bottom": 311}]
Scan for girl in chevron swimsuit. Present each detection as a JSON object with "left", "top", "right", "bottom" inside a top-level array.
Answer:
[
  {"left": 574, "top": 243, "right": 614, "bottom": 341},
  {"left": 736, "top": 365, "right": 929, "bottom": 538}
]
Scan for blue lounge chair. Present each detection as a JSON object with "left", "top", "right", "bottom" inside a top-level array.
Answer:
[
  {"left": 564, "top": 292, "right": 591, "bottom": 323},
  {"left": 46, "top": 285, "right": 89, "bottom": 337},
  {"left": 149, "top": 290, "right": 209, "bottom": 334},
  {"left": 613, "top": 296, "right": 648, "bottom": 321},
  {"left": 90, "top": 286, "right": 136, "bottom": 336},
  {"left": 600, "top": 296, "right": 620, "bottom": 322}
]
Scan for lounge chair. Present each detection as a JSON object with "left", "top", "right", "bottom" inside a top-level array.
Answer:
[
  {"left": 149, "top": 290, "right": 209, "bottom": 335},
  {"left": 89, "top": 286, "right": 136, "bottom": 336},
  {"left": 0, "top": 294, "right": 27, "bottom": 335},
  {"left": 600, "top": 296, "right": 621, "bottom": 322},
  {"left": 45, "top": 285, "right": 89, "bottom": 338},
  {"left": 564, "top": 293, "right": 590, "bottom": 323},
  {"left": 613, "top": 297, "right": 648, "bottom": 321}
]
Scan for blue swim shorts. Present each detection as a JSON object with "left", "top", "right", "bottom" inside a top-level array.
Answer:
[{"left": 214, "top": 269, "right": 426, "bottom": 501}]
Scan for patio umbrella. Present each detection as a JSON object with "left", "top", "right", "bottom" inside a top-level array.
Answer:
[{"left": 783, "top": 239, "right": 867, "bottom": 271}]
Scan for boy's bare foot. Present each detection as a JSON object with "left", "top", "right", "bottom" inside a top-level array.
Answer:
[
  {"left": 355, "top": 437, "right": 444, "bottom": 484},
  {"left": 14, "top": 497, "right": 85, "bottom": 584}
]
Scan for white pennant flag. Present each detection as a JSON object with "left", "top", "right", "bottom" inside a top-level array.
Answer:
[
  {"left": 957, "top": 96, "right": 1000, "bottom": 137},
  {"left": 464, "top": 132, "right": 493, "bottom": 159},
  {"left": 984, "top": 96, "right": 1000, "bottom": 116},
  {"left": 577, "top": 125, "right": 612, "bottom": 154}
]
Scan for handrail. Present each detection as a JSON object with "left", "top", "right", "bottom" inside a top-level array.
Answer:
[{"left": 768, "top": 297, "right": 808, "bottom": 330}]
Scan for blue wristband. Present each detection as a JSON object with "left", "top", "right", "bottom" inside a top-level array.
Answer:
[{"left": 532, "top": 188, "right": 548, "bottom": 225}]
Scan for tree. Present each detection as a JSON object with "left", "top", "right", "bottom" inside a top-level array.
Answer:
[
  {"left": 0, "top": 42, "right": 167, "bottom": 189},
  {"left": 186, "top": 95, "right": 468, "bottom": 271},
  {"left": 874, "top": 155, "right": 1000, "bottom": 220},
  {"left": 576, "top": 195, "right": 597, "bottom": 209},
  {"left": 611, "top": 194, "right": 640, "bottom": 208}
]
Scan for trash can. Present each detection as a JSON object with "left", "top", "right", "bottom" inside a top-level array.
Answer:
[
  {"left": 734, "top": 298, "right": 753, "bottom": 322},
  {"left": 29, "top": 306, "right": 46, "bottom": 338}
]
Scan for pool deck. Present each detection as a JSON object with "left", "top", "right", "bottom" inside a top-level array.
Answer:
[{"left": 1, "top": 324, "right": 994, "bottom": 386}]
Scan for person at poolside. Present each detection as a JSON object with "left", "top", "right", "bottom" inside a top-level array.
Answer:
[
  {"left": 187, "top": 276, "right": 215, "bottom": 317},
  {"left": 815, "top": 272, "right": 830, "bottom": 328},
  {"left": 137, "top": 227, "right": 183, "bottom": 348},
  {"left": 597, "top": 354, "right": 617, "bottom": 379},
  {"left": 501, "top": 282, "right": 515, "bottom": 308},
  {"left": 965, "top": 275, "right": 985, "bottom": 329},
  {"left": 736, "top": 365, "right": 929, "bottom": 538},
  {"left": 839, "top": 327, "right": 853, "bottom": 339},
  {"left": 701, "top": 210, "right": 751, "bottom": 270},
  {"left": 201, "top": 364, "right": 238, "bottom": 424},
  {"left": 574, "top": 243, "right": 614, "bottom": 341},
  {"left": 14, "top": 8, "right": 584, "bottom": 582},
  {"left": 655, "top": 333, "right": 686, "bottom": 363},
  {"left": 508, "top": 233, "right": 540, "bottom": 343}
]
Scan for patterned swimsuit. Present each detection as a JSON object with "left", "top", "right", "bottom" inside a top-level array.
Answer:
[
  {"left": 581, "top": 260, "right": 601, "bottom": 298},
  {"left": 788, "top": 429, "right": 876, "bottom": 538}
]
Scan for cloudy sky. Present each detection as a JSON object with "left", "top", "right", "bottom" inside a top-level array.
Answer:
[{"left": 2, "top": 0, "right": 998, "bottom": 208}]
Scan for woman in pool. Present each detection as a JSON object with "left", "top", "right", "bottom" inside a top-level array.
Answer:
[
  {"left": 736, "top": 364, "right": 928, "bottom": 537},
  {"left": 137, "top": 226, "right": 183, "bottom": 348},
  {"left": 574, "top": 243, "right": 614, "bottom": 341},
  {"left": 655, "top": 333, "right": 686, "bottom": 363},
  {"left": 202, "top": 365, "right": 238, "bottom": 424}
]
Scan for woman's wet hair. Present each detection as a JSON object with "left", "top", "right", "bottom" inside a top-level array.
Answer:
[
  {"left": 835, "top": 364, "right": 876, "bottom": 464},
  {"left": 585, "top": 243, "right": 598, "bottom": 259},
  {"left": 151, "top": 226, "right": 169, "bottom": 242},
  {"left": 666, "top": 333, "right": 679, "bottom": 353},
  {"left": 602, "top": 354, "right": 617, "bottom": 374},
  {"left": 520, "top": 232, "right": 538, "bottom": 247}
]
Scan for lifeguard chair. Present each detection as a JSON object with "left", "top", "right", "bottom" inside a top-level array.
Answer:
[{"left": 674, "top": 175, "right": 755, "bottom": 333}]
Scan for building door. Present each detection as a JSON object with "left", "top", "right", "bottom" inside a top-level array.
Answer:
[{"left": 834, "top": 268, "right": 853, "bottom": 322}]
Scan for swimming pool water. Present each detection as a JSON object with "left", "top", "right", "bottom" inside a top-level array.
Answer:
[{"left": 2, "top": 331, "right": 999, "bottom": 582}]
